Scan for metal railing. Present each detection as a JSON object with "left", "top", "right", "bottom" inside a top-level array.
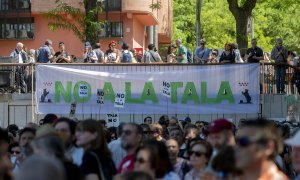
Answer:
[{"left": 0, "top": 62, "right": 299, "bottom": 95}]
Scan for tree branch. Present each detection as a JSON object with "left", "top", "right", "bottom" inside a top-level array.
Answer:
[
  {"left": 242, "top": 0, "right": 257, "bottom": 14},
  {"left": 227, "top": 0, "right": 239, "bottom": 17}
]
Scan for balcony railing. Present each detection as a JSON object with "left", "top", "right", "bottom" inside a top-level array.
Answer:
[
  {"left": 98, "top": 21, "right": 123, "bottom": 38},
  {"left": 0, "top": 61, "right": 299, "bottom": 95}
]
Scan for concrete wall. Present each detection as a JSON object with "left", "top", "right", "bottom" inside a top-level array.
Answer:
[{"left": 0, "top": 94, "right": 299, "bottom": 128}]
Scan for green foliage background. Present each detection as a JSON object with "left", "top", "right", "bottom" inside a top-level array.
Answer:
[{"left": 173, "top": 0, "right": 300, "bottom": 53}]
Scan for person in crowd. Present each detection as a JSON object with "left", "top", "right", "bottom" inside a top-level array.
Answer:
[
  {"left": 158, "top": 115, "right": 170, "bottom": 139},
  {"left": 8, "top": 141, "right": 21, "bottom": 173},
  {"left": 93, "top": 43, "right": 104, "bottom": 63},
  {"left": 53, "top": 42, "right": 72, "bottom": 63},
  {"left": 83, "top": 42, "right": 98, "bottom": 63},
  {"left": 175, "top": 39, "right": 188, "bottom": 63},
  {"left": 271, "top": 38, "right": 289, "bottom": 94},
  {"left": 285, "top": 130, "right": 300, "bottom": 179},
  {"left": 15, "top": 155, "right": 65, "bottom": 180},
  {"left": 10, "top": 42, "right": 28, "bottom": 93},
  {"left": 54, "top": 117, "right": 84, "bottom": 166},
  {"left": 118, "top": 123, "right": 143, "bottom": 173},
  {"left": 245, "top": 38, "right": 264, "bottom": 63},
  {"left": 105, "top": 41, "right": 121, "bottom": 63},
  {"left": 184, "top": 140, "right": 213, "bottom": 180},
  {"left": 208, "top": 49, "right": 219, "bottom": 63},
  {"left": 143, "top": 116, "right": 152, "bottom": 125},
  {"left": 166, "top": 139, "right": 190, "bottom": 179},
  {"left": 19, "top": 127, "right": 36, "bottom": 157},
  {"left": 166, "top": 44, "right": 177, "bottom": 63},
  {"left": 235, "top": 118, "right": 288, "bottom": 179},
  {"left": 195, "top": 39, "right": 211, "bottom": 64},
  {"left": 108, "top": 123, "right": 126, "bottom": 168},
  {"left": 209, "top": 146, "right": 242, "bottom": 180},
  {"left": 37, "top": 39, "right": 54, "bottom": 63},
  {"left": 207, "top": 119, "right": 235, "bottom": 153},
  {"left": 0, "top": 128, "right": 13, "bottom": 180},
  {"left": 76, "top": 119, "right": 116, "bottom": 180},
  {"left": 10, "top": 42, "right": 28, "bottom": 63},
  {"left": 7, "top": 124, "right": 19, "bottom": 141},
  {"left": 150, "top": 123, "right": 166, "bottom": 142},
  {"left": 233, "top": 43, "right": 244, "bottom": 63},
  {"left": 168, "top": 116, "right": 179, "bottom": 130},
  {"left": 219, "top": 43, "right": 236, "bottom": 63},
  {"left": 27, "top": 49, "right": 36, "bottom": 63},
  {"left": 30, "top": 134, "right": 83, "bottom": 180},
  {"left": 143, "top": 44, "right": 162, "bottom": 63},
  {"left": 169, "top": 127, "right": 186, "bottom": 157},
  {"left": 140, "top": 123, "right": 153, "bottom": 142},
  {"left": 184, "top": 124, "right": 200, "bottom": 145},
  {"left": 195, "top": 121, "right": 209, "bottom": 140},
  {"left": 291, "top": 57, "right": 300, "bottom": 94},
  {"left": 135, "top": 140, "right": 180, "bottom": 180},
  {"left": 121, "top": 43, "right": 133, "bottom": 63},
  {"left": 108, "top": 127, "right": 118, "bottom": 142},
  {"left": 129, "top": 48, "right": 139, "bottom": 63},
  {"left": 39, "top": 113, "right": 58, "bottom": 125}
]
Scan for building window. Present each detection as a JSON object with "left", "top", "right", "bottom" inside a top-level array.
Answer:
[
  {"left": 0, "top": 0, "right": 31, "bottom": 11},
  {"left": 99, "top": 22, "right": 123, "bottom": 38},
  {"left": 101, "top": 0, "right": 121, "bottom": 11},
  {"left": 0, "top": 17, "right": 34, "bottom": 39}
]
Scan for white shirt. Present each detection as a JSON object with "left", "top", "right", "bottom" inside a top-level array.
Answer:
[{"left": 108, "top": 138, "right": 126, "bottom": 168}]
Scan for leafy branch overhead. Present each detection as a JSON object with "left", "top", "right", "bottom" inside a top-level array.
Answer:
[
  {"left": 150, "top": 1, "right": 162, "bottom": 10},
  {"left": 45, "top": 0, "right": 103, "bottom": 44}
]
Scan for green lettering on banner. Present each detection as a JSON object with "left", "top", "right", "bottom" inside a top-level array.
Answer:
[
  {"left": 171, "top": 82, "right": 183, "bottom": 103},
  {"left": 73, "top": 81, "right": 92, "bottom": 103},
  {"left": 140, "top": 82, "right": 158, "bottom": 104},
  {"left": 55, "top": 81, "right": 72, "bottom": 103},
  {"left": 125, "top": 82, "right": 143, "bottom": 104},
  {"left": 182, "top": 82, "right": 200, "bottom": 104},
  {"left": 201, "top": 82, "right": 216, "bottom": 104},
  {"left": 103, "top": 82, "right": 115, "bottom": 103},
  {"left": 216, "top": 81, "right": 235, "bottom": 104}
]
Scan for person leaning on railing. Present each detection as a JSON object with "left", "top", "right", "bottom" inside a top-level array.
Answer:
[
  {"left": 271, "top": 38, "right": 289, "bottom": 94},
  {"left": 219, "top": 43, "right": 236, "bottom": 64},
  {"left": 291, "top": 57, "right": 300, "bottom": 94}
]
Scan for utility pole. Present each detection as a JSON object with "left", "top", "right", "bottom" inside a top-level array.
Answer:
[{"left": 196, "top": 0, "right": 202, "bottom": 46}]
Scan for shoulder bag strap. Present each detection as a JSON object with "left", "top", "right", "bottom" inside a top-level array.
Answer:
[
  {"left": 89, "top": 151, "right": 106, "bottom": 180},
  {"left": 149, "top": 51, "right": 157, "bottom": 62}
]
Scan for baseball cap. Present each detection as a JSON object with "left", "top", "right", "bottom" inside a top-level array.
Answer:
[
  {"left": 285, "top": 130, "right": 300, "bottom": 147},
  {"left": 85, "top": 41, "right": 91, "bottom": 48},
  {"left": 207, "top": 118, "right": 234, "bottom": 134}
]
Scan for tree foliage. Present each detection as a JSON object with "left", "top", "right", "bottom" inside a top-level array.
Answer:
[
  {"left": 173, "top": 0, "right": 300, "bottom": 52},
  {"left": 45, "top": 0, "right": 103, "bottom": 45}
]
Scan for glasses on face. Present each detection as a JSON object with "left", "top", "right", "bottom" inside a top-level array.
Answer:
[
  {"left": 135, "top": 158, "right": 148, "bottom": 164},
  {"left": 236, "top": 137, "right": 266, "bottom": 148},
  {"left": 188, "top": 150, "right": 206, "bottom": 157},
  {"left": 122, "top": 129, "right": 133, "bottom": 136},
  {"left": 11, "top": 150, "right": 21, "bottom": 155}
]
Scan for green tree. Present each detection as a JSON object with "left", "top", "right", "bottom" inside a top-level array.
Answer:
[{"left": 45, "top": 0, "right": 102, "bottom": 46}]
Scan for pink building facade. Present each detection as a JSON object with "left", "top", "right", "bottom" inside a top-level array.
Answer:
[{"left": 0, "top": 0, "right": 172, "bottom": 58}]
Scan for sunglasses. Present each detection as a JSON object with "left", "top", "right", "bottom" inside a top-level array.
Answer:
[
  {"left": 188, "top": 150, "right": 206, "bottom": 157},
  {"left": 236, "top": 137, "right": 266, "bottom": 148},
  {"left": 122, "top": 130, "right": 133, "bottom": 136},
  {"left": 11, "top": 151, "right": 21, "bottom": 155},
  {"left": 135, "top": 158, "right": 148, "bottom": 164}
]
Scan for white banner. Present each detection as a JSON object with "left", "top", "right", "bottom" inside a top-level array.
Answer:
[{"left": 36, "top": 64, "right": 260, "bottom": 114}]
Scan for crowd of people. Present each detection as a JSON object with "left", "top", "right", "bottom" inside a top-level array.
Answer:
[
  {"left": 6, "top": 37, "right": 300, "bottom": 94},
  {"left": 1, "top": 113, "right": 300, "bottom": 180}
]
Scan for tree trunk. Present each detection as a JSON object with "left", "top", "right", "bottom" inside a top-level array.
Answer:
[
  {"left": 235, "top": 13, "right": 249, "bottom": 56},
  {"left": 227, "top": 0, "right": 257, "bottom": 56}
]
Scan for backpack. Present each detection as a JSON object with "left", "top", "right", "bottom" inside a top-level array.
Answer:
[
  {"left": 186, "top": 49, "right": 193, "bottom": 63},
  {"left": 122, "top": 51, "right": 132, "bottom": 63}
]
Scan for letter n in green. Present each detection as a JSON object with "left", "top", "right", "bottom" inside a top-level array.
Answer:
[{"left": 55, "top": 81, "right": 72, "bottom": 103}]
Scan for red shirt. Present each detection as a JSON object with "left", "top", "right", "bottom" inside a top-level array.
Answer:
[{"left": 117, "top": 154, "right": 135, "bottom": 174}]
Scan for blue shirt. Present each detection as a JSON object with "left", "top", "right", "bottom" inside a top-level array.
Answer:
[
  {"left": 37, "top": 45, "right": 52, "bottom": 63},
  {"left": 176, "top": 45, "right": 188, "bottom": 63},
  {"left": 195, "top": 47, "right": 211, "bottom": 63}
]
